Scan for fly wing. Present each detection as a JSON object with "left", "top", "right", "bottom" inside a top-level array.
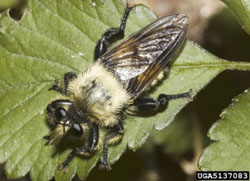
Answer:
[{"left": 97, "top": 14, "right": 188, "bottom": 99}]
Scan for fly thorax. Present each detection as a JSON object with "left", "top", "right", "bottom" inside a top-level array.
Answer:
[
  {"left": 68, "top": 63, "right": 131, "bottom": 126},
  {"left": 84, "top": 79, "right": 113, "bottom": 110}
]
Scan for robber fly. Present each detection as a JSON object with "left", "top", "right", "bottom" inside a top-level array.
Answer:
[{"left": 45, "top": 4, "right": 191, "bottom": 171}]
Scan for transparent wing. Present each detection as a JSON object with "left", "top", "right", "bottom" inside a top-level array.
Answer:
[{"left": 97, "top": 14, "right": 188, "bottom": 99}]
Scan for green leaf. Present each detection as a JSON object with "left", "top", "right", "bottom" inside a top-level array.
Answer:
[
  {"left": 222, "top": 0, "right": 250, "bottom": 35},
  {"left": 151, "top": 110, "right": 195, "bottom": 157},
  {"left": 0, "top": 0, "right": 18, "bottom": 9},
  {"left": 1, "top": 0, "right": 250, "bottom": 180},
  {"left": 199, "top": 88, "right": 250, "bottom": 171}
]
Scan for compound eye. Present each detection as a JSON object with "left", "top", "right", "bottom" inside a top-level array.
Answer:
[
  {"left": 54, "top": 107, "right": 67, "bottom": 121},
  {"left": 71, "top": 123, "right": 83, "bottom": 137}
]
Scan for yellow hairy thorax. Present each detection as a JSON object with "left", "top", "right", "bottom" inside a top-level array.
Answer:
[{"left": 67, "top": 63, "right": 131, "bottom": 127}]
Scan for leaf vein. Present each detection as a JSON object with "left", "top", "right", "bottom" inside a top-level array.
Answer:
[
  {"left": 68, "top": 0, "right": 110, "bottom": 28},
  {"left": 10, "top": 137, "right": 42, "bottom": 174},
  {"left": 0, "top": 44, "right": 74, "bottom": 72},
  {"left": 0, "top": 111, "right": 41, "bottom": 160},
  {"left": 0, "top": 81, "right": 51, "bottom": 92},
  {"left": 0, "top": 84, "right": 46, "bottom": 121},
  {"left": 37, "top": 0, "right": 96, "bottom": 44}
]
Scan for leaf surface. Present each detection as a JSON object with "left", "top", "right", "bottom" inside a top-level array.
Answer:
[
  {"left": 199, "top": 89, "right": 250, "bottom": 171},
  {"left": 1, "top": 0, "right": 250, "bottom": 180},
  {"left": 222, "top": 0, "right": 250, "bottom": 34}
]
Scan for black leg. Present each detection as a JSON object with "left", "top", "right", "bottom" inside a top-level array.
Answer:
[
  {"left": 58, "top": 150, "right": 76, "bottom": 172},
  {"left": 48, "top": 80, "right": 64, "bottom": 94},
  {"left": 99, "top": 121, "right": 124, "bottom": 170},
  {"left": 94, "top": 4, "right": 133, "bottom": 60},
  {"left": 58, "top": 123, "right": 99, "bottom": 171},
  {"left": 134, "top": 90, "right": 192, "bottom": 111},
  {"left": 88, "top": 123, "right": 99, "bottom": 151},
  {"left": 48, "top": 72, "right": 77, "bottom": 95}
]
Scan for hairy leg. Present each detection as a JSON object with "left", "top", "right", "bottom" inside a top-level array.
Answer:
[
  {"left": 134, "top": 90, "right": 192, "bottom": 111},
  {"left": 99, "top": 121, "right": 124, "bottom": 170},
  {"left": 48, "top": 72, "right": 77, "bottom": 95},
  {"left": 94, "top": 4, "right": 133, "bottom": 60},
  {"left": 58, "top": 123, "right": 99, "bottom": 171}
]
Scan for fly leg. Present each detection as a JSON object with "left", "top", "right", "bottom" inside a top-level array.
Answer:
[
  {"left": 48, "top": 72, "right": 77, "bottom": 95},
  {"left": 58, "top": 123, "right": 99, "bottom": 172},
  {"left": 134, "top": 90, "right": 192, "bottom": 112},
  {"left": 94, "top": 4, "right": 133, "bottom": 60},
  {"left": 99, "top": 121, "right": 124, "bottom": 170}
]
